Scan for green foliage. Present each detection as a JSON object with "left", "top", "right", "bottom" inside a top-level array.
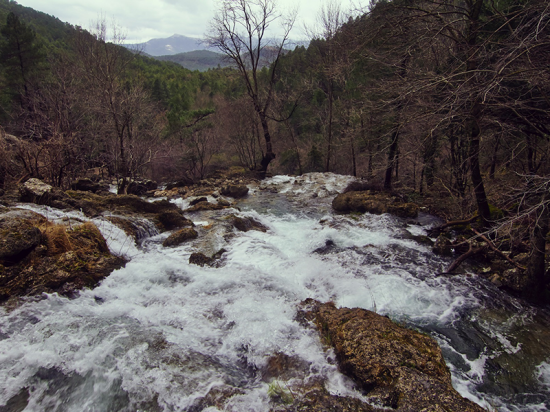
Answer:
[
  {"left": 0, "top": 12, "right": 46, "bottom": 97},
  {"left": 267, "top": 381, "right": 294, "bottom": 405}
]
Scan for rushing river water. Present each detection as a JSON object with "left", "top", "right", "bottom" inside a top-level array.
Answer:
[{"left": 1, "top": 173, "right": 549, "bottom": 411}]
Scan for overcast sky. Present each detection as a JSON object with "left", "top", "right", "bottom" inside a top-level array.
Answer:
[{"left": 15, "top": 0, "right": 364, "bottom": 43}]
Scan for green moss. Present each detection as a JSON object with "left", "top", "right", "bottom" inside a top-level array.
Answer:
[{"left": 489, "top": 204, "right": 505, "bottom": 220}]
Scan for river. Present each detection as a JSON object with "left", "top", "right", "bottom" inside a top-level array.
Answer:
[{"left": 1, "top": 173, "right": 549, "bottom": 411}]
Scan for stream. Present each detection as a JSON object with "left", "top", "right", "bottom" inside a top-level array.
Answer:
[{"left": 1, "top": 173, "right": 549, "bottom": 411}]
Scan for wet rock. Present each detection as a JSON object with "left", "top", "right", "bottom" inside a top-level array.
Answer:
[
  {"left": 313, "top": 239, "right": 338, "bottom": 254},
  {"left": 71, "top": 178, "right": 101, "bottom": 193},
  {"left": 410, "top": 234, "right": 434, "bottom": 247},
  {"left": 63, "top": 191, "right": 181, "bottom": 218},
  {"left": 193, "top": 188, "right": 214, "bottom": 197},
  {"left": 261, "top": 353, "right": 311, "bottom": 382},
  {"left": 0, "top": 221, "right": 125, "bottom": 301},
  {"left": 217, "top": 198, "right": 231, "bottom": 207},
  {"left": 188, "top": 385, "right": 245, "bottom": 412},
  {"left": 332, "top": 191, "right": 418, "bottom": 218},
  {"left": 156, "top": 211, "right": 194, "bottom": 231},
  {"left": 184, "top": 200, "right": 227, "bottom": 212},
  {"left": 433, "top": 234, "right": 453, "bottom": 256},
  {"left": 277, "top": 380, "right": 380, "bottom": 411},
  {"left": 189, "top": 249, "right": 226, "bottom": 267},
  {"left": 0, "top": 210, "right": 45, "bottom": 264},
  {"left": 19, "top": 178, "right": 53, "bottom": 203},
  {"left": 232, "top": 216, "right": 268, "bottom": 232},
  {"left": 301, "top": 300, "right": 486, "bottom": 412},
  {"left": 162, "top": 228, "right": 198, "bottom": 247},
  {"left": 189, "top": 252, "right": 214, "bottom": 267},
  {"left": 190, "top": 196, "right": 208, "bottom": 206},
  {"left": 221, "top": 184, "right": 249, "bottom": 198},
  {"left": 127, "top": 180, "right": 158, "bottom": 196}
]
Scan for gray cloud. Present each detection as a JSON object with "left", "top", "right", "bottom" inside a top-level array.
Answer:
[{"left": 15, "top": 0, "right": 361, "bottom": 43}]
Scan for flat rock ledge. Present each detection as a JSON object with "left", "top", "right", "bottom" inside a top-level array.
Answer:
[
  {"left": 332, "top": 191, "right": 419, "bottom": 218},
  {"left": 299, "top": 299, "right": 486, "bottom": 412}
]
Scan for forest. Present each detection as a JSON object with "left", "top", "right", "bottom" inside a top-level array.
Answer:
[{"left": 0, "top": 0, "right": 549, "bottom": 302}]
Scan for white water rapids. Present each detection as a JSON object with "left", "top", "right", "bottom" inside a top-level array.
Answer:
[{"left": 1, "top": 173, "right": 549, "bottom": 411}]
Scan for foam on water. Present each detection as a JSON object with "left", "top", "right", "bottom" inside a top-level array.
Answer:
[{"left": 2, "top": 173, "right": 549, "bottom": 411}]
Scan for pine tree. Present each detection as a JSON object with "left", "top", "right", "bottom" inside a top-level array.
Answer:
[{"left": 0, "top": 12, "right": 45, "bottom": 102}]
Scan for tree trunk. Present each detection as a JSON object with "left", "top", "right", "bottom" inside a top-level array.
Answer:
[
  {"left": 259, "top": 112, "right": 275, "bottom": 177},
  {"left": 468, "top": 103, "right": 491, "bottom": 225},
  {"left": 384, "top": 129, "right": 399, "bottom": 190},
  {"left": 525, "top": 192, "right": 549, "bottom": 303},
  {"left": 325, "top": 84, "right": 334, "bottom": 173}
]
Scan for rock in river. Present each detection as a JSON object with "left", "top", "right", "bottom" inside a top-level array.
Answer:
[
  {"left": 301, "top": 300, "right": 486, "bottom": 412},
  {"left": 332, "top": 191, "right": 419, "bottom": 218}
]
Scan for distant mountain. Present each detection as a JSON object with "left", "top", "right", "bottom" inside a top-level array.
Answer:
[
  {"left": 155, "top": 50, "right": 230, "bottom": 72},
  {"left": 125, "top": 34, "right": 209, "bottom": 56}
]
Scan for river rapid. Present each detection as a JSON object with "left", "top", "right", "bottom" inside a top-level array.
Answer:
[{"left": 1, "top": 173, "right": 549, "bottom": 411}]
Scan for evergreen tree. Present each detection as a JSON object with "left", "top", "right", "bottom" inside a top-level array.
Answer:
[{"left": 0, "top": 12, "right": 45, "bottom": 102}]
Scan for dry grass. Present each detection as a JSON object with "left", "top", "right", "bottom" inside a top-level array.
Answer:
[{"left": 41, "top": 223, "right": 72, "bottom": 255}]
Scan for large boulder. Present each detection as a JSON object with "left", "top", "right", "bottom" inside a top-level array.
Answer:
[
  {"left": 332, "top": 191, "right": 419, "bottom": 218},
  {"left": 0, "top": 210, "right": 45, "bottom": 264},
  {"left": 126, "top": 180, "right": 158, "bottom": 196},
  {"left": 221, "top": 184, "right": 249, "bottom": 198},
  {"left": 19, "top": 178, "right": 54, "bottom": 204},
  {"left": 301, "top": 300, "right": 486, "bottom": 412},
  {"left": 0, "top": 216, "right": 125, "bottom": 301}
]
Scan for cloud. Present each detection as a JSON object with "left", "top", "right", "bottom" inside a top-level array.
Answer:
[{"left": 14, "top": 0, "right": 364, "bottom": 44}]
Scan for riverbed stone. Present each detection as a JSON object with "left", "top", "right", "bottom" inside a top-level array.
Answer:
[
  {"left": 184, "top": 200, "right": 227, "bottom": 212},
  {"left": 300, "top": 300, "right": 486, "bottom": 412},
  {"left": 157, "top": 211, "right": 194, "bottom": 231},
  {"left": 232, "top": 216, "right": 268, "bottom": 232},
  {"left": 221, "top": 184, "right": 249, "bottom": 198},
  {"left": 163, "top": 228, "right": 198, "bottom": 247}
]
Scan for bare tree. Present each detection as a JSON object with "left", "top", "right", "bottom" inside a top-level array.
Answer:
[{"left": 206, "top": 0, "right": 296, "bottom": 176}]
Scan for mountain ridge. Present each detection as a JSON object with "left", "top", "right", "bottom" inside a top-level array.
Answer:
[{"left": 125, "top": 34, "right": 212, "bottom": 56}]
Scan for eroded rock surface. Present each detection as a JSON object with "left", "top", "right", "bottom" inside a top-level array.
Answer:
[{"left": 300, "top": 300, "right": 486, "bottom": 412}]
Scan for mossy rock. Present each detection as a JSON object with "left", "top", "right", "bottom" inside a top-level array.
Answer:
[
  {"left": 332, "top": 191, "right": 418, "bottom": 218},
  {"left": 0, "top": 220, "right": 125, "bottom": 301},
  {"left": 300, "top": 300, "right": 486, "bottom": 412}
]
